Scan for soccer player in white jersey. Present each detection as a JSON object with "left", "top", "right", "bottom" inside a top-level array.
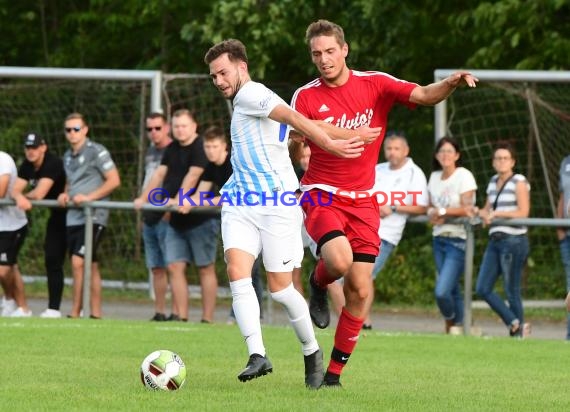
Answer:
[{"left": 204, "top": 38, "right": 365, "bottom": 389}]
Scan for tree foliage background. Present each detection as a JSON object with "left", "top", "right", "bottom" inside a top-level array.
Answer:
[
  {"left": 1, "top": 0, "right": 568, "bottom": 302},
  {"left": 1, "top": 0, "right": 567, "bottom": 170}
]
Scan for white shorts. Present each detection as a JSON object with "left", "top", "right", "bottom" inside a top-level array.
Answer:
[{"left": 221, "top": 205, "right": 303, "bottom": 273}]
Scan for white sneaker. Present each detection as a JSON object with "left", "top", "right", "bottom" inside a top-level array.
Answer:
[
  {"left": 40, "top": 309, "right": 62, "bottom": 318},
  {"left": 1, "top": 298, "right": 17, "bottom": 317},
  {"left": 10, "top": 307, "right": 32, "bottom": 317}
]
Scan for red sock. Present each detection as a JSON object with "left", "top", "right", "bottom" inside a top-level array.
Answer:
[
  {"left": 327, "top": 307, "right": 364, "bottom": 376},
  {"left": 314, "top": 259, "right": 337, "bottom": 288}
]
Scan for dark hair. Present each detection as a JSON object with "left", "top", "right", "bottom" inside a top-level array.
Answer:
[
  {"left": 384, "top": 130, "right": 408, "bottom": 146},
  {"left": 432, "top": 136, "right": 463, "bottom": 171},
  {"left": 204, "top": 39, "right": 248, "bottom": 65},
  {"left": 146, "top": 112, "right": 167, "bottom": 123},
  {"left": 492, "top": 141, "right": 517, "bottom": 162},
  {"left": 203, "top": 125, "right": 227, "bottom": 142},
  {"left": 305, "top": 19, "right": 346, "bottom": 47}
]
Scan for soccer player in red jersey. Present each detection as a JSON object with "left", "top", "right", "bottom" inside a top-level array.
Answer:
[{"left": 291, "top": 19, "right": 478, "bottom": 387}]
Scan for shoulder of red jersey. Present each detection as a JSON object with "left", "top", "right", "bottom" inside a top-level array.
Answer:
[
  {"left": 291, "top": 78, "right": 322, "bottom": 107},
  {"left": 352, "top": 69, "right": 412, "bottom": 84}
]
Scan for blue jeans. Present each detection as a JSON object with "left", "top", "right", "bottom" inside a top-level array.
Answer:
[
  {"left": 372, "top": 239, "right": 396, "bottom": 280},
  {"left": 142, "top": 220, "right": 169, "bottom": 269},
  {"left": 560, "top": 235, "right": 570, "bottom": 340},
  {"left": 433, "top": 236, "right": 465, "bottom": 324},
  {"left": 475, "top": 233, "right": 529, "bottom": 328}
]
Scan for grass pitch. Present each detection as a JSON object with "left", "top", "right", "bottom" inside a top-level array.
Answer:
[{"left": 0, "top": 318, "right": 568, "bottom": 411}]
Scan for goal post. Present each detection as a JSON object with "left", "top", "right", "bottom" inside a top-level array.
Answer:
[
  {"left": 0, "top": 68, "right": 231, "bottom": 289},
  {"left": 0, "top": 66, "right": 162, "bottom": 112},
  {"left": 433, "top": 69, "right": 570, "bottom": 330},
  {"left": 434, "top": 69, "right": 570, "bottom": 217}
]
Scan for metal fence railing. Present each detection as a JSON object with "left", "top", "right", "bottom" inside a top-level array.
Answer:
[{"left": 1, "top": 198, "right": 569, "bottom": 333}]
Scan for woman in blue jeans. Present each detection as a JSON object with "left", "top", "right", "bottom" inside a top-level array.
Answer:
[
  {"left": 427, "top": 137, "right": 478, "bottom": 333},
  {"left": 476, "top": 142, "right": 530, "bottom": 337}
]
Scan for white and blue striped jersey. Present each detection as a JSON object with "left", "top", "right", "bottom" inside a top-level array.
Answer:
[{"left": 222, "top": 81, "right": 299, "bottom": 200}]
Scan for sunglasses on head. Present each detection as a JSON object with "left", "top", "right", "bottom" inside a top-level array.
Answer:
[
  {"left": 146, "top": 126, "right": 162, "bottom": 132},
  {"left": 65, "top": 126, "right": 82, "bottom": 133}
]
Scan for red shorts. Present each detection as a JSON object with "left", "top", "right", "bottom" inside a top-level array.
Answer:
[{"left": 300, "top": 189, "right": 380, "bottom": 258}]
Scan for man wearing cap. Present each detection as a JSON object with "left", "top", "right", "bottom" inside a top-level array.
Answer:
[
  {"left": 12, "top": 133, "right": 67, "bottom": 318},
  {"left": 57, "top": 113, "right": 121, "bottom": 319},
  {"left": 0, "top": 150, "right": 32, "bottom": 317}
]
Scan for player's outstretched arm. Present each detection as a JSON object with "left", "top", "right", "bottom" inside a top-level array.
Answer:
[
  {"left": 410, "top": 70, "right": 478, "bottom": 106},
  {"left": 270, "top": 104, "right": 364, "bottom": 158}
]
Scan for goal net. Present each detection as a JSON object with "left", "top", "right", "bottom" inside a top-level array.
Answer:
[
  {"left": 435, "top": 70, "right": 570, "bottom": 298},
  {"left": 0, "top": 70, "right": 231, "bottom": 284}
]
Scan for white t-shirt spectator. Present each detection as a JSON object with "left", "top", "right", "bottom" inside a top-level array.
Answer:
[
  {"left": 0, "top": 151, "right": 28, "bottom": 231},
  {"left": 428, "top": 167, "right": 477, "bottom": 239},
  {"left": 374, "top": 158, "right": 428, "bottom": 245}
]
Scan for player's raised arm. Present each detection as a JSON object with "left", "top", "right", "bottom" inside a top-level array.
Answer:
[
  {"left": 410, "top": 70, "right": 478, "bottom": 106},
  {"left": 269, "top": 104, "right": 364, "bottom": 158}
]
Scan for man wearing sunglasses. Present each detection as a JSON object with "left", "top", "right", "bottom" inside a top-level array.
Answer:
[
  {"left": 139, "top": 112, "right": 178, "bottom": 321},
  {"left": 57, "top": 113, "right": 121, "bottom": 319}
]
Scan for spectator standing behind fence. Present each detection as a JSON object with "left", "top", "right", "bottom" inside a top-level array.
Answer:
[
  {"left": 327, "top": 132, "right": 429, "bottom": 329},
  {"left": 0, "top": 151, "right": 32, "bottom": 317},
  {"left": 12, "top": 133, "right": 67, "bottom": 318},
  {"left": 475, "top": 143, "right": 530, "bottom": 338},
  {"left": 140, "top": 112, "right": 178, "bottom": 322},
  {"left": 57, "top": 113, "right": 121, "bottom": 319},
  {"left": 557, "top": 154, "right": 570, "bottom": 340},
  {"left": 182, "top": 125, "right": 266, "bottom": 323},
  {"left": 427, "top": 136, "right": 477, "bottom": 334},
  {"left": 135, "top": 109, "right": 210, "bottom": 322}
]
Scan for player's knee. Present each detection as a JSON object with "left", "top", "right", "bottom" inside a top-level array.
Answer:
[{"left": 325, "top": 255, "right": 352, "bottom": 277}]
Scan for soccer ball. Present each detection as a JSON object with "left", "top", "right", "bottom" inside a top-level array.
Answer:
[{"left": 140, "top": 350, "right": 187, "bottom": 390}]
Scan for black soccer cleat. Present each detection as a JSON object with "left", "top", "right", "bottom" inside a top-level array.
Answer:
[
  {"left": 309, "top": 271, "right": 330, "bottom": 329},
  {"left": 237, "top": 354, "right": 273, "bottom": 382},
  {"left": 304, "top": 349, "right": 324, "bottom": 389},
  {"left": 322, "top": 371, "right": 342, "bottom": 388}
]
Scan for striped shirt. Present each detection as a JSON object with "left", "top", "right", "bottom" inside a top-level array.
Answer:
[
  {"left": 221, "top": 81, "right": 298, "bottom": 200},
  {"left": 487, "top": 173, "right": 530, "bottom": 235}
]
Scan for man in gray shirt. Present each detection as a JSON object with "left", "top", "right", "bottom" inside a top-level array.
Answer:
[
  {"left": 57, "top": 112, "right": 120, "bottom": 318},
  {"left": 557, "top": 155, "right": 570, "bottom": 340},
  {"left": 139, "top": 112, "right": 177, "bottom": 321}
]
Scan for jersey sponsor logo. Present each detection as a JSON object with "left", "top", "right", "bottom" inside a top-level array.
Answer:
[
  {"left": 0, "top": 253, "right": 7, "bottom": 262},
  {"left": 323, "top": 108, "right": 374, "bottom": 130},
  {"left": 318, "top": 104, "right": 330, "bottom": 113},
  {"left": 282, "top": 259, "right": 292, "bottom": 265}
]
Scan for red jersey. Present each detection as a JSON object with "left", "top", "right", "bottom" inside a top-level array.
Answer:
[{"left": 291, "top": 70, "right": 417, "bottom": 191}]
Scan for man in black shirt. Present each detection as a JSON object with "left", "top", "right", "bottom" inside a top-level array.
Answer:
[
  {"left": 136, "top": 109, "right": 210, "bottom": 322},
  {"left": 12, "top": 133, "right": 67, "bottom": 318}
]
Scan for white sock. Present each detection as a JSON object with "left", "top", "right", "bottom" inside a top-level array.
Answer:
[
  {"left": 271, "top": 283, "right": 319, "bottom": 356},
  {"left": 230, "top": 277, "right": 265, "bottom": 357}
]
